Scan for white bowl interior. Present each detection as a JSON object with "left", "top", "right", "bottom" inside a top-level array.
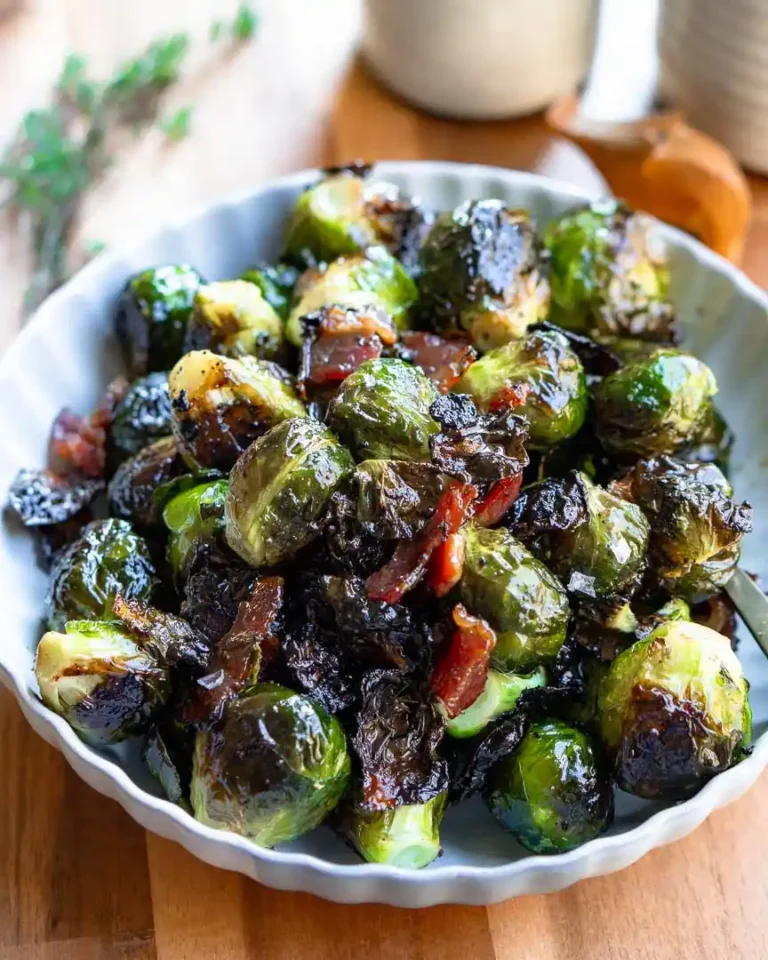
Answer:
[{"left": 1, "top": 161, "right": 766, "bottom": 905}]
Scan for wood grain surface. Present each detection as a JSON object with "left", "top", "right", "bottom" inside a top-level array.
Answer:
[{"left": 1, "top": 2, "right": 768, "bottom": 958}]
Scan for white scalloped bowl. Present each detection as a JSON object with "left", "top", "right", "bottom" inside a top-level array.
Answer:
[{"left": 1, "top": 162, "right": 767, "bottom": 907}]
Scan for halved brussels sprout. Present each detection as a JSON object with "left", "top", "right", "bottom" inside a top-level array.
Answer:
[
  {"left": 594, "top": 348, "right": 717, "bottom": 458},
  {"left": 337, "top": 790, "right": 447, "bottom": 869},
  {"left": 108, "top": 372, "right": 172, "bottom": 466},
  {"left": 538, "top": 473, "right": 650, "bottom": 599},
  {"left": 115, "top": 265, "right": 202, "bottom": 376},
  {"left": 191, "top": 682, "right": 350, "bottom": 847},
  {"left": 240, "top": 262, "right": 300, "bottom": 320},
  {"left": 326, "top": 358, "right": 439, "bottom": 462},
  {"left": 185, "top": 280, "right": 285, "bottom": 361},
  {"left": 225, "top": 418, "right": 354, "bottom": 568},
  {"left": 454, "top": 328, "right": 588, "bottom": 448},
  {"left": 163, "top": 478, "right": 229, "bottom": 581},
  {"left": 445, "top": 666, "right": 547, "bottom": 738},
  {"left": 542, "top": 200, "right": 673, "bottom": 340},
  {"left": 35, "top": 620, "right": 170, "bottom": 744},
  {"left": 598, "top": 620, "right": 751, "bottom": 799},
  {"left": 169, "top": 350, "right": 306, "bottom": 470},
  {"left": 460, "top": 524, "right": 570, "bottom": 671},
  {"left": 611, "top": 456, "right": 751, "bottom": 601},
  {"left": 485, "top": 719, "right": 613, "bottom": 853},
  {"left": 46, "top": 518, "right": 157, "bottom": 631},
  {"left": 282, "top": 166, "right": 427, "bottom": 266},
  {"left": 108, "top": 436, "right": 183, "bottom": 532},
  {"left": 286, "top": 247, "right": 417, "bottom": 346},
  {"left": 417, "top": 200, "right": 550, "bottom": 351}
]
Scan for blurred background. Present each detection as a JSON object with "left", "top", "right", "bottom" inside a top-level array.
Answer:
[{"left": 0, "top": 0, "right": 766, "bottom": 338}]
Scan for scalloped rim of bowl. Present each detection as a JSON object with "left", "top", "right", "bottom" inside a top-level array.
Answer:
[{"left": 1, "top": 161, "right": 767, "bottom": 907}]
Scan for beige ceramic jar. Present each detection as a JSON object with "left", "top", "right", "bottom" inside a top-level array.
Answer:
[{"left": 361, "top": 0, "right": 598, "bottom": 120}]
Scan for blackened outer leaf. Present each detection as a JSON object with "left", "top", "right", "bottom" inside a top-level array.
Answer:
[
  {"left": 429, "top": 395, "right": 529, "bottom": 487},
  {"left": 180, "top": 545, "right": 256, "bottom": 645},
  {"left": 450, "top": 711, "right": 529, "bottom": 801},
  {"left": 8, "top": 468, "right": 103, "bottom": 526},
  {"left": 113, "top": 594, "right": 211, "bottom": 674},
  {"left": 353, "top": 671, "right": 448, "bottom": 809},
  {"left": 508, "top": 470, "right": 589, "bottom": 540}
]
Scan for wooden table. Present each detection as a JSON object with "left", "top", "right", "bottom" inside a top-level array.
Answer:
[{"left": 2, "top": 2, "right": 768, "bottom": 958}]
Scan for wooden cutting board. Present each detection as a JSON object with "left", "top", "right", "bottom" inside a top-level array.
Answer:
[{"left": 1, "top": 3, "right": 768, "bottom": 958}]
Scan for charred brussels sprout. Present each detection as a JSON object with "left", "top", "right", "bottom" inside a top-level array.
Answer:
[
  {"left": 169, "top": 350, "right": 306, "bottom": 470},
  {"left": 485, "top": 719, "right": 613, "bottom": 853},
  {"left": 353, "top": 460, "right": 448, "bottom": 539},
  {"left": 594, "top": 348, "right": 717, "bottom": 458},
  {"left": 455, "top": 328, "right": 587, "bottom": 448},
  {"left": 240, "top": 262, "right": 299, "bottom": 321},
  {"left": 337, "top": 790, "right": 447, "bottom": 869},
  {"left": 35, "top": 620, "right": 170, "bottom": 744},
  {"left": 108, "top": 372, "right": 172, "bottom": 465},
  {"left": 417, "top": 200, "right": 550, "bottom": 351},
  {"left": 115, "top": 265, "right": 202, "bottom": 376},
  {"left": 286, "top": 247, "right": 417, "bottom": 346},
  {"left": 185, "top": 280, "right": 285, "bottom": 361},
  {"left": 611, "top": 457, "right": 752, "bottom": 601},
  {"left": 598, "top": 621, "right": 752, "bottom": 799},
  {"left": 460, "top": 525, "right": 570, "bottom": 671},
  {"left": 542, "top": 200, "right": 673, "bottom": 340},
  {"left": 46, "top": 519, "right": 157, "bottom": 630},
  {"left": 191, "top": 683, "right": 350, "bottom": 847},
  {"left": 163, "top": 478, "right": 229, "bottom": 581},
  {"left": 527, "top": 473, "right": 650, "bottom": 599},
  {"left": 108, "top": 435, "right": 183, "bottom": 532},
  {"left": 282, "top": 166, "right": 426, "bottom": 266},
  {"left": 225, "top": 418, "right": 354, "bottom": 568},
  {"left": 445, "top": 666, "right": 547, "bottom": 739},
  {"left": 327, "top": 359, "right": 439, "bottom": 462}
]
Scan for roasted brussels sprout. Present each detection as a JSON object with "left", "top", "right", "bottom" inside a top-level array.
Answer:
[
  {"left": 485, "top": 719, "right": 613, "bottom": 853},
  {"left": 455, "top": 328, "right": 588, "bottom": 448},
  {"left": 512, "top": 472, "right": 650, "bottom": 599},
  {"left": 594, "top": 348, "right": 717, "bottom": 458},
  {"left": 598, "top": 621, "right": 752, "bottom": 799},
  {"left": 337, "top": 790, "right": 448, "bottom": 869},
  {"left": 681, "top": 405, "right": 734, "bottom": 475},
  {"left": 35, "top": 620, "right": 171, "bottom": 745},
  {"left": 611, "top": 456, "right": 751, "bottom": 601},
  {"left": 107, "top": 372, "right": 173, "bottom": 466},
  {"left": 351, "top": 459, "right": 448, "bottom": 540},
  {"left": 286, "top": 247, "right": 417, "bottom": 346},
  {"left": 417, "top": 200, "right": 550, "bottom": 351},
  {"left": 445, "top": 667, "right": 547, "bottom": 738},
  {"left": 542, "top": 200, "right": 673, "bottom": 340},
  {"left": 185, "top": 280, "right": 286, "bottom": 361},
  {"left": 115, "top": 265, "right": 202, "bottom": 376},
  {"left": 168, "top": 350, "right": 306, "bottom": 470},
  {"left": 225, "top": 418, "right": 354, "bottom": 568},
  {"left": 163, "top": 478, "right": 229, "bottom": 581},
  {"left": 327, "top": 358, "right": 439, "bottom": 462},
  {"left": 282, "top": 165, "right": 427, "bottom": 266},
  {"left": 108, "top": 436, "right": 183, "bottom": 532},
  {"left": 240, "top": 262, "right": 299, "bottom": 320},
  {"left": 460, "top": 525, "right": 570, "bottom": 671},
  {"left": 191, "top": 683, "right": 350, "bottom": 847},
  {"left": 46, "top": 519, "right": 157, "bottom": 631}
]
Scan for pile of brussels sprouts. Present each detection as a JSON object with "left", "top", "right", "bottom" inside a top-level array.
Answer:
[{"left": 10, "top": 164, "right": 756, "bottom": 869}]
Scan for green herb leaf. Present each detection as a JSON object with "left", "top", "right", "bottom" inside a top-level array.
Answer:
[
  {"left": 232, "top": 5, "right": 258, "bottom": 40},
  {"left": 161, "top": 106, "right": 192, "bottom": 142}
]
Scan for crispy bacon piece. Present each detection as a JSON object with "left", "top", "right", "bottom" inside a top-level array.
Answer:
[
  {"left": 473, "top": 473, "right": 523, "bottom": 527},
  {"left": 365, "top": 483, "right": 477, "bottom": 604},
  {"left": 300, "top": 305, "right": 397, "bottom": 391},
  {"left": 397, "top": 331, "right": 476, "bottom": 393},
  {"left": 427, "top": 532, "right": 465, "bottom": 598},
  {"left": 431, "top": 604, "right": 496, "bottom": 719},
  {"left": 49, "top": 376, "right": 129, "bottom": 478},
  {"left": 490, "top": 381, "right": 531, "bottom": 413},
  {"left": 184, "top": 577, "right": 284, "bottom": 725}
]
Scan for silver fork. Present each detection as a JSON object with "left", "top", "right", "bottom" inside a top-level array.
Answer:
[{"left": 726, "top": 568, "right": 768, "bottom": 659}]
